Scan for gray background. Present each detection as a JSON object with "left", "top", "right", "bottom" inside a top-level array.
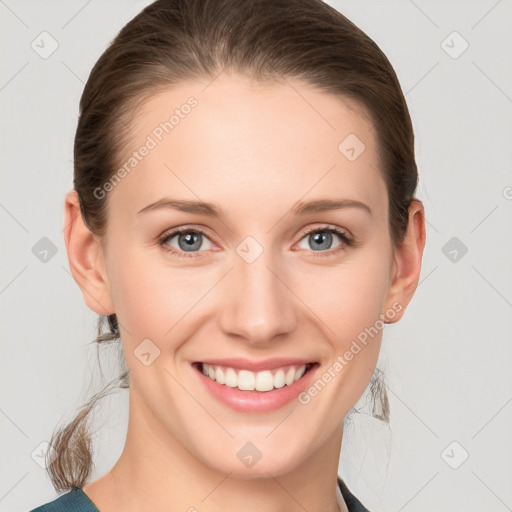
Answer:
[{"left": 1, "top": 1, "right": 511, "bottom": 511}]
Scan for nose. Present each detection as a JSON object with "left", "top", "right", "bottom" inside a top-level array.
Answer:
[{"left": 217, "top": 245, "right": 298, "bottom": 345}]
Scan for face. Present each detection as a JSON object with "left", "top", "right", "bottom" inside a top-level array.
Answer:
[{"left": 81, "top": 72, "right": 407, "bottom": 477}]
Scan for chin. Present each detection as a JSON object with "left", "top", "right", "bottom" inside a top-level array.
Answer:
[{"left": 198, "top": 440, "right": 306, "bottom": 480}]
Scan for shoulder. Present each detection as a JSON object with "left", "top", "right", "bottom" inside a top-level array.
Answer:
[
  {"left": 30, "top": 480, "right": 364, "bottom": 512},
  {"left": 338, "top": 476, "right": 372, "bottom": 512},
  {"left": 28, "top": 487, "right": 100, "bottom": 512}
]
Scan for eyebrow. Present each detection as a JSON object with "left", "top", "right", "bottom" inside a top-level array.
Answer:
[{"left": 137, "top": 197, "right": 372, "bottom": 218}]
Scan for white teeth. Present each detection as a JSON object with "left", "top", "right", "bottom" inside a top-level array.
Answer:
[
  {"left": 215, "top": 367, "right": 225, "bottom": 385},
  {"left": 286, "top": 367, "right": 296, "bottom": 385},
  {"left": 201, "top": 363, "right": 309, "bottom": 392},
  {"left": 255, "top": 370, "right": 274, "bottom": 392},
  {"left": 238, "top": 370, "right": 256, "bottom": 391},
  {"left": 224, "top": 368, "right": 237, "bottom": 388},
  {"left": 274, "top": 369, "right": 285, "bottom": 388}
]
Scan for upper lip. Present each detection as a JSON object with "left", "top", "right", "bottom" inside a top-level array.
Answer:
[{"left": 195, "top": 358, "right": 317, "bottom": 372}]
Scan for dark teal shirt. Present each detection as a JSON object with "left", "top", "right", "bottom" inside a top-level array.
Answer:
[{"left": 29, "top": 476, "right": 371, "bottom": 511}]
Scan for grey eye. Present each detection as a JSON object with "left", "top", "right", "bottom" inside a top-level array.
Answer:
[
  {"left": 297, "top": 229, "right": 343, "bottom": 251},
  {"left": 165, "top": 230, "right": 213, "bottom": 252}
]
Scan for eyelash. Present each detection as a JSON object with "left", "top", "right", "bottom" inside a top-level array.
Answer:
[{"left": 157, "top": 225, "right": 354, "bottom": 259}]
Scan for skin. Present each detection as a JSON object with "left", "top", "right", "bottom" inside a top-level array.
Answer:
[{"left": 64, "top": 71, "right": 425, "bottom": 512}]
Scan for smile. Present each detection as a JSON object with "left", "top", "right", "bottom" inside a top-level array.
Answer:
[{"left": 199, "top": 362, "right": 315, "bottom": 392}]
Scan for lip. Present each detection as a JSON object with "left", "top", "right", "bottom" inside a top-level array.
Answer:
[
  {"left": 192, "top": 361, "right": 320, "bottom": 413},
  {"left": 195, "top": 357, "right": 315, "bottom": 372}
]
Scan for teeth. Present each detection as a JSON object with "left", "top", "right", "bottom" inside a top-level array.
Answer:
[{"left": 201, "top": 363, "right": 309, "bottom": 392}]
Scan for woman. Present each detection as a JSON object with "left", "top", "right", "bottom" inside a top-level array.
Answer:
[{"left": 30, "top": 0, "right": 426, "bottom": 510}]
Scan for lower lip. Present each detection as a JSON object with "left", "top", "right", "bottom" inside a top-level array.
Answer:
[{"left": 192, "top": 363, "right": 319, "bottom": 413}]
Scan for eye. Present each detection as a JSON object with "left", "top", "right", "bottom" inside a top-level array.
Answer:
[
  {"left": 158, "top": 224, "right": 354, "bottom": 259},
  {"left": 158, "top": 227, "right": 213, "bottom": 258},
  {"left": 295, "top": 225, "right": 353, "bottom": 256}
]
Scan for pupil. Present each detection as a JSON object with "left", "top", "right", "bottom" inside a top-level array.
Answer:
[
  {"left": 180, "top": 232, "right": 200, "bottom": 250},
  {"left": 311, "top": 231, "right": 331, "bottom": 251}
]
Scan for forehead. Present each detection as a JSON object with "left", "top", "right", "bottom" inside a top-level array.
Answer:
[{"left": 107, "top": 72, "right": 386, "bottom": 222}]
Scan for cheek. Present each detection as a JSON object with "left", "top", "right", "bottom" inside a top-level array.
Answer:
[
  {"left": 296, "top": 247, "right": 392, "bottom": 344},
  {"left": 107, "top": 249, "right": 210, "bottom": 347}
]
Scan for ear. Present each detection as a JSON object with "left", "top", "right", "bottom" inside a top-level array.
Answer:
[
  {"left": 382, "top": 199, "right": 426, "bottom": 323},
  {"left": 63, "top": 189, "right": 115, "bottom": 316}
]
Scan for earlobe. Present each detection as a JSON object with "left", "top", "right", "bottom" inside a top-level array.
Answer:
[
  {"left": 383, "top": 199, "right": 426, "bottom": 323},
  {"left": 63, "top": 189, "right": 115, "bottom": 316}
]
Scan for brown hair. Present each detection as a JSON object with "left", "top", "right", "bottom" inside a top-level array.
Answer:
[{"left": 48, "top": 0, "right": 418, "bottom": 492}]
